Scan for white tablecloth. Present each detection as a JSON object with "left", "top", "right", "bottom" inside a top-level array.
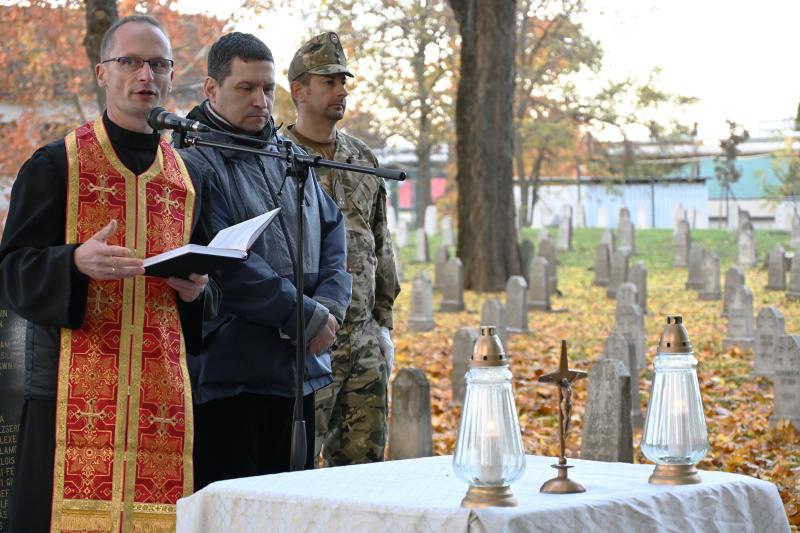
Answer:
[{"left": 177, "top": 455, "right": 790, "bottom": 533}]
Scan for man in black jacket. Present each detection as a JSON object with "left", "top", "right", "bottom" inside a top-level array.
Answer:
[{"left": 178, "top": 32, "right": 351, "bottom": 489}]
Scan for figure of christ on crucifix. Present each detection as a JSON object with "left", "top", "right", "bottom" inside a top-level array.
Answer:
[{"left": 537, "top": 340, "right": 587, "bottom": 493}]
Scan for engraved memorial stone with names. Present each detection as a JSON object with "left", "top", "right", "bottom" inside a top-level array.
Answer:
[
  {"left": 603, "top": 330, "right": 643, "bottom": 428},
  {"left": 0, "top": 308, "right": 25, "bottom": 532},
  {"left": 439, "top": 257, "right": 465, "bottom": 312},
  {"left": 593, "top": 243, "right": 611, "bottom": 287},
  {"left": 506, "top": 276, "right": 530, "bottom": 334},
  {"left": 723, "top": 285, "right": 755, "bottom": 350},
  {"left": 580, "top": 358, "right": 633, "bottom": 463},
  {"left": 753, "top": 307, "right": 786, "bottom": 378},
  {"left": 407, "top": 272, "right": 435, "bottom": 332},
  {"left": 766, "top": 245, "right": 787, "bottom": 291},
  {"left": 769, "top": 335, "right": 800, "bottom": 430}
]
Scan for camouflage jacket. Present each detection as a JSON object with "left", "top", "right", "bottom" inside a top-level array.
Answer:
[{"left": 285, "top": 125, "right": 399, "bottom": 329}]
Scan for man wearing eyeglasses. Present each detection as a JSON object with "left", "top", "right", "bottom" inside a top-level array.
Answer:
[{"left": 0, "top": 15, "right": 211, "bottom": 532}]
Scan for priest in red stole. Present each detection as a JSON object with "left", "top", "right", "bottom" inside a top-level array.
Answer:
[{"left": 0, "top": 15, "right": 212, "bottom": 532}]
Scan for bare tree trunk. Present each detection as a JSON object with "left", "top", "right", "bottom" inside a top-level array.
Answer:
[
  {"left": 83, "top": 0, "right": 118, "bottom": 111},
  {"left": 414, "top": 41, "right": 432, "bottom": 229},
  {"left": 449, "top": 0, "right": 519, "bottom": 291}
]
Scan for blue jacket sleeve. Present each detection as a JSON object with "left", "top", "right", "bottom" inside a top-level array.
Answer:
[
  {"left": 309, "top": 176, "right": 351, "bottom": 324},
  {"left": 200, "top": 157, "right": 335, "bottom": 341}
]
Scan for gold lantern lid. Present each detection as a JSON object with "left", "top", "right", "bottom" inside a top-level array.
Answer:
[
  {"left": 656, "top": 315, "right": 693, "bottom": 354},
  {"left": 471, "top": 326, "right": 508, "bottom": 367}
]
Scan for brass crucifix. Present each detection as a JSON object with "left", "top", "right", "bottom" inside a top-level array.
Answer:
[{"left": 537, "top": 340, "right": 587, "bottom": 494}]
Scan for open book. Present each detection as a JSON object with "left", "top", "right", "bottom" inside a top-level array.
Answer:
[{"left": 143, "top": 207, "right": 281, "bottom": 278}]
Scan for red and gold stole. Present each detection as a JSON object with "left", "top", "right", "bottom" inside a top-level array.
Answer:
[{"left": 52, "top": 117, "right": 195, "bottom": 532}]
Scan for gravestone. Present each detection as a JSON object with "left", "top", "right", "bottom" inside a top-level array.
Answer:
[
  {"left": 575, "top": 202, "right": 586, "bottom": 228},
  {"left": 389, "top": 368, "right": 433, "bottom": 459},
  {"left": 433, "top": 246, "right": 450, "bottom": 290},
  {"left": 738, "top": 209, "right": 752, "bottom": 233},
  {"left": 618, "top": 208, "right": 636, "bottom": 255},
  {"left": 451, "top": 328, "right": 478, "bottom": 404},
  {"left": 606, "top": 249, "right": 629, "bottom": 299},
  {"left": 527, "top": 257, "right": 551, "bottom": 311},
  {"left": 738, "top": 224, "right": 756, "bottom": 267},
  {"left": 723, "top": 285, "right": 755, "bottom": 350},
  {"left": 672, "top": 202, "right": 686, "bottom": 234},
  {"left": 766, "top": 245, "right": 787, "bottom": 291},
  {"left": 423, "top": 205, "right": 438, "bottom": 236},
  {"left": 629, "top": 261, "right": 648, "bottom": 314},
  {"left": 481, "top": 299, "right": 508, "bottom": 347},
  {"left": 698, "top": 252, "right": 722, "bottom": 300},
  {"left": 393, "top": 242, "right": 403, "bottom": 282},
  {"left": 604, "top": 330, "right": 643, "bottom": 428},
  {"left": 722, "top": 267, "right": 745, "bottom": 317},
  {"left": 596, "top": 206, "right": 609, "bottom": 228},
  {"left": 601, "top": 228, "right": 615, "bottom": 251},
  {"left": 396, "top": 220, "right": 409, "bottom": 247},
  {"left": 580, "top": 358, "right": 633, "bottom": 463},
  {"left": 407, "top": 272, "right": 435, "bottom": 332},
  {"left": 593, "top": 243, "right": 611, "bottom": 287},
  {"left": 791, "top": 212, "right": 800, "bottom": 249},
  {"left": 0, "top": 308, "right": 25, "bottom": 532},
  {"left": 414, "top": 227, "right": 430, "bottom": 263},
  {"left": 673, "top": 219, "right": 691, "bottom": 268},
  {"left": 636, "top": 206, "right": 649, "bottom": 229},
  {"left": 557, "top": 205, "right": 573, "bottom": 251},
  {"left": 386, "top": 204, "right": 398, "bottom": 235},
  {"left": 440, "top": 257, "right": 465, "bottom": 312},
  {"left": 441, "top": 215, "right": 455, "bottom": 247},
  {"left": 685, "top": 245, "right": 705, "bottom": 290},
  {"left": 753, "top": 307, "right": 786, "bottom": 378},
  {"left": 506, "top": 276, "right": 530, "bottom": 334},
  {"left": 519, "top": 239, "right": 535, "bottom": 284},
  {"left": 615, "top": 282, "right": 638, "bottom": 311},
  {"left": 788, "top": 254, "right": 800, "bottom": 300},
  {"left": 615, "top": 302, "right": 646, "bottom": 368},
  {"left": 769, "top": 335, "right": 800, "bottom": 430},
  {"left": 538, "top": 237, "right": 558, "bottom": 297}
]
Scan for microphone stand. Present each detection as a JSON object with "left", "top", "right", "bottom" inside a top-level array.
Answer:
[{"left": 180, "top": 129, "right": 405, "bottom": 471}]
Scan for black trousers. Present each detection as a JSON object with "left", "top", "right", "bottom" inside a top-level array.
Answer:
[
  {"left": 7, "top": 398, "right": 56, "bottom": 533},
  {"left": 192, "top": 392, "right": 315, "bottom": 491}
]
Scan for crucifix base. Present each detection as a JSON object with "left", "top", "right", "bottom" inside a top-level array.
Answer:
[{"left": 540, "top": 464, "right": 585, "bottom": 494}]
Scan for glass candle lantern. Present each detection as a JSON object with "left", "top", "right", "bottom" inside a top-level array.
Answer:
[
  {"left": 641, "top": 315, "right": 709, "bottom": 484},
  {"left": 453, "top": 326, "right": 526, "bottom": 507}
]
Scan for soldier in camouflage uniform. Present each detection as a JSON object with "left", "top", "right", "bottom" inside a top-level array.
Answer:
[{"left": 286, "top": 32, "right": 400, "bottom": 466}]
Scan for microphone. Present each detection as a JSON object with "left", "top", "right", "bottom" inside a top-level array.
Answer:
[{"left": 147, "top": 107, "right": 210, "bottom": 133}]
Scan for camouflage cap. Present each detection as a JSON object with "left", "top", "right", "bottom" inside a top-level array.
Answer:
[{"left": 288, "top": 32, "right": 354, "bottom": 82}]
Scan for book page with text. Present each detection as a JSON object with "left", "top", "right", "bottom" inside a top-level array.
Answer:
[{"left": 208, "top": 207, "right": 281, "bottom": 251}]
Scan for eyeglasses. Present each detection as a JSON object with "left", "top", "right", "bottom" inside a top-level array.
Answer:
[{"left": 101, "top": 56, "right": 174, "bottom": 75}]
